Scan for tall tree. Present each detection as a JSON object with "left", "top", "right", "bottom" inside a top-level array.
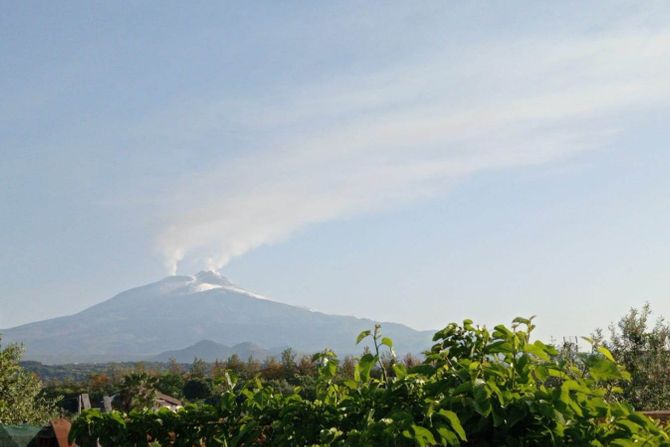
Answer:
[
  {"left": 118, "top": 372, "right": 157, "bottom": 411},
  {"left": 0, "top": 336, "right": 58, "bottom": 424},
  {"left": 280, "top": 348, "right": 296, "bottom": 379},
  {"left": 599, "top": 303, "right": 670, "bottom": 410}
]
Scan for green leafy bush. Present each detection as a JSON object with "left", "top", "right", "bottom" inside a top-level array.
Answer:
[{"left": 70, "top": 317, "right": 670, "bottom": 446}]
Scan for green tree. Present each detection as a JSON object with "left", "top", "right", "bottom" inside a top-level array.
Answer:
[
  {"left": 225, "top": 354, "right": 245, "bottom": 375},
  {"left": 280, "top": 348, "right": 296, "bottom": 378},
  {"left": 167, "top": 357, "right": 183, "bottom": 375},
  {"left": 296, "top": 354, "right": 315, "bottom": 376},
  {"left": 190, "top": 357, "right": 207, "bottom": 378},
  {"left": 156, "top": 372, "right": 184, "bottom": 398},
  {"left": 0, "top": 336, "right": 58, "bottom": 424},
  {"left": 210, "top": 359, "right": 227, "bottom": 380},
  {"left": 339, "top": 355, "right": 356, "bottom": 380},
  {"left": 260, "top": 357, "right": 284, "bottom": 381},
  {"left": 117, "top": 372, "right": 157, "bottom": 411},
  {"left": 182, "top": 377, "right": 211, "bottom": 401},
  {"left": 599, "top": 303, "right": 670, "bottom": 410},
  {"left": 244, "top": 356, "right": 261, "bottom": 376}
]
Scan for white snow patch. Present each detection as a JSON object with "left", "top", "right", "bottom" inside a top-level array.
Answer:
[
  {"left": 222, "top": 285, "right": 271, "bottom": 301},
  {"left": 161, "top": 271, "right": 271, "bottom": 301},
  {"left": 191, "top": 283, "right": 223, "bottom": 292}
]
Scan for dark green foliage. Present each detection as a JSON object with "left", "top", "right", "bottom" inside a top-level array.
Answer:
[
  {"left": 182, "top": 378, "right": 212, "bottom": 401},
  {"left": 70, "top": 317, "right": 670, "bottom": 446}
]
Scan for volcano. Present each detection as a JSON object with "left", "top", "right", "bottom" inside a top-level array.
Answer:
[{"left": 2, "top": 271, "right": 434, "bottom": 363}]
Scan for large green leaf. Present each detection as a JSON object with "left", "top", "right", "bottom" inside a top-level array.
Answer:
[
  {"left": 438, "top": 409, "right": 467, "bottom": 441},
  {"left": 356, "top": 330, "right": 372, "bottom": 344}
]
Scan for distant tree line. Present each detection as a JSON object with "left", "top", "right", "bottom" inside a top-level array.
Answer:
[{"left": 39, "top": 347, "right": 421, "bottom": 414}]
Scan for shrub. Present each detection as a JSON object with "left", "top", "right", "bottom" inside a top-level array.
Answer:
[{"left": 71, "top": 317, "right": 670, "bottom": 446}]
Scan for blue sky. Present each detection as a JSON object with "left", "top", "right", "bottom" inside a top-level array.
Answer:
[{"left": 1, "top": 2, "right": 670, "bottom": 341}]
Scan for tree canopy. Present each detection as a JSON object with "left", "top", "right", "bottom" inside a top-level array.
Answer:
[{"left": 0, "top": 336, "right": 58, "bottom": 424}]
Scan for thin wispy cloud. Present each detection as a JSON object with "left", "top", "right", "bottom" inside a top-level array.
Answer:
[{"left": 153, "top": 30, "right": 670, "bottom": 274}]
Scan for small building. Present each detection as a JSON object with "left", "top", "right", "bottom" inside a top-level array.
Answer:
[{"left": 155, "top": 392, "right": 182, "bottom": 410}]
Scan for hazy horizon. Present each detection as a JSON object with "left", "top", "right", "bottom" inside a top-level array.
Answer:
[{"left": 2, "top": 2, "right": 670, "bottom": 343}]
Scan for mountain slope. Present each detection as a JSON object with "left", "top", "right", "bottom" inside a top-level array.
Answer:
[
  {"left": 1, "top": 271, "right": 434, "bottom": 363},
  {"left": 152, "top": 340, "right": 273, "bottom": 363}
]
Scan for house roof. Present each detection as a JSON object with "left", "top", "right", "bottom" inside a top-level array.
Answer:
[{"left": 155, "top": 392, "right": 182, "bottom": 406}]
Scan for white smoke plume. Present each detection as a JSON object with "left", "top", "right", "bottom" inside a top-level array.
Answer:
[{"left": 155, "top": 31, "right": 670, "bottom": 274}]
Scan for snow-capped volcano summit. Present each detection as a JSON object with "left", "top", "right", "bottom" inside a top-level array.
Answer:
[
  {"left": 180, "top": 271, "right": 269, "bottom": 299},
  {"left": 194, "top": 270, "right": 233, "bottom": 287},
  {"left": 2, "top": 273, "right": 433, "bottom": 363},
  {"left": 187, "top": 270, "right": 233, "bottom": 292}
]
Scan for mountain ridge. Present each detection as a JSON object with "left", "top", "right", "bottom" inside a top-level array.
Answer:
[
  {"left": 2, "top": 272, "right": 434, "bottom": 364},
  {"left": 151, "top": 339, "right": 277, "bottom": 363}
]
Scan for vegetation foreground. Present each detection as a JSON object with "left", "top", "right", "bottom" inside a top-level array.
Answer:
[{"left": 64, "top": 316, "right": 670, "bottom": 446}]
